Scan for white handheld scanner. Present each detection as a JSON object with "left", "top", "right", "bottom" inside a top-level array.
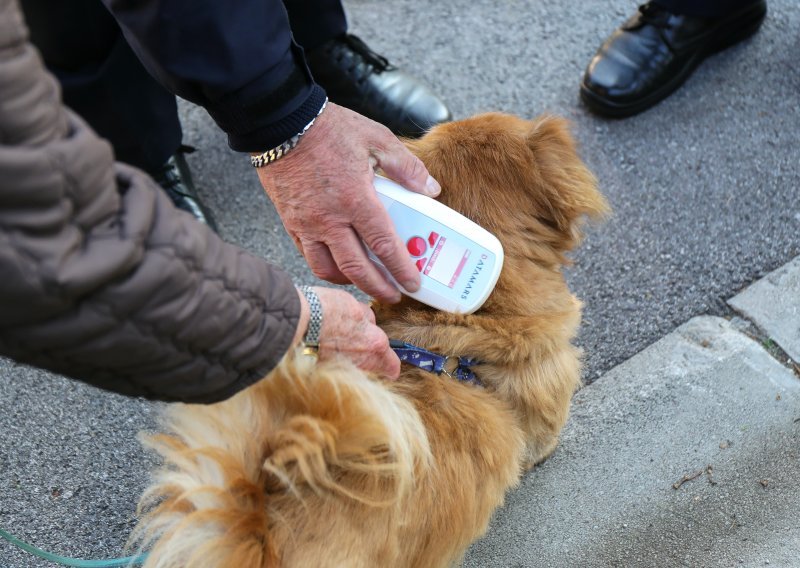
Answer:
[{"left": 370, "top": 175, "right": 504, "bottom": 314}]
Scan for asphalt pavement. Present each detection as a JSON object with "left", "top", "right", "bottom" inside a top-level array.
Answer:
[{"left": 1, "top": 0, "right": 798, "bottom": 566}]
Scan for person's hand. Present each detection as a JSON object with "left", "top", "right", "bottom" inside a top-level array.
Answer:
[
  {"left": 293, "top": 286, "right": 400, "bottom": 379},
  {"left": 254, "top": 102, "right": 441, "bottom": 303}
]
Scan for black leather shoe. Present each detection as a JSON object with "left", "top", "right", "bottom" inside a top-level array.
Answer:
[
  {"left": 305, "top": 34, "right": 452, "bottom": 137},
  {"left": 580, "top": 1, "right": 767, "bottom": 118},
  {"left": 149, "top": 147, "right": 219, "bottom": 232}
]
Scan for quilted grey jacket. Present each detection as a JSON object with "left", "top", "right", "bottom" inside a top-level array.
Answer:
[{"left": 0, "top": 0, "right": 300, "bottom": 403}]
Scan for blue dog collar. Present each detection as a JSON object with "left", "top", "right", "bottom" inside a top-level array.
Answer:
[{"left": 390, "top": 340, "right": 482, "bottom": 387}]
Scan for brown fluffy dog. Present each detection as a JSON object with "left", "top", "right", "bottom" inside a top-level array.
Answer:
[{"left": 133, "top": 113, "right": 608, "bottom": 567}]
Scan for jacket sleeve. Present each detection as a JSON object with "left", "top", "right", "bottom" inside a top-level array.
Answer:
[
  {"left": 0, "top": 0, "right": 301, "bottom": 404},
  {"left": 103, "top": 0, "right": 327, "bottom": 153}
]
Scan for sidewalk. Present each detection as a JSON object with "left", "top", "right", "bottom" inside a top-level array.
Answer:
[{"left": 465, "top": 257, "right": 800, "bottom": 568}]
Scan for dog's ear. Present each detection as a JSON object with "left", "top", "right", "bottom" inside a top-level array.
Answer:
[{"left": 523, "top": 116, "right": 609, "bottom": 248}]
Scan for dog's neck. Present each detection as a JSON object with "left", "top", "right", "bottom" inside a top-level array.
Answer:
[{"left": 390, "top": 340, "right": 483, "bottom": 387}]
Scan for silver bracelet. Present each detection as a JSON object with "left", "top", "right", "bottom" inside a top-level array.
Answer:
[
  {"left": 299, "top": 286, "right": 323, "bottom": 356},
  {"left": 250, "top": 98, "right": 328, "bottom": 168}
]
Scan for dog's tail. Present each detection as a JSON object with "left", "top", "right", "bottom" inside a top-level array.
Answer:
[{"left": 132, "top": 351, "right": 430, "bottom": 568}]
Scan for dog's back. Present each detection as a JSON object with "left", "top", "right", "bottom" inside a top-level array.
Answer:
[{"left": 135, "top": 352, "right": 523, "bottom": 567}]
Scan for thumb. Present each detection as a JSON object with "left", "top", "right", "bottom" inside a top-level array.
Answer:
[{"left": 374, "top": 139, "right": 441, "bottom": 197}]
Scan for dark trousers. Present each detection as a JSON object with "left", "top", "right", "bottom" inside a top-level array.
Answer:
[
  {"left": 21, "top": 0, "right": 347, "bottom": 171},
  {"left": 655, "top": 0, "right": 763, "bottom": 18}
]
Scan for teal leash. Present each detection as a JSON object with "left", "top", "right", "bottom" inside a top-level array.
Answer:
[{"left": 0, "top": 527, "right": 148, "bottom": 567}]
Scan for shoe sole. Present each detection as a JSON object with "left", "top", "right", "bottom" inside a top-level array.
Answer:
[{"left": 579, "top": 1, "right": 767, "bottom": 118}]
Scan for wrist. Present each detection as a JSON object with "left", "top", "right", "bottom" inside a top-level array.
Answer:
[{"left": 250, "top": 98, "right": 328, "bottom": 167}]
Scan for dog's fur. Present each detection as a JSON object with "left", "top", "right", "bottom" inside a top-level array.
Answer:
[{"left": 133, "top": 113, "right": 608, "bottom": 567}]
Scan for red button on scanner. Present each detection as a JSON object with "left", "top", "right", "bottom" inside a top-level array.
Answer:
[
  {"left": 428, "top": 231, "right": 439, "bottom": 246},
  {"left": 416, "top": 258, "right": 427, "bottom": 271},
  {"left": 407, "top": 236, "right": 427, "bottom": 257}
]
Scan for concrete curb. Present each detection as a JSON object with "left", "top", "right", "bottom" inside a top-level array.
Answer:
[{"left": 729, "top": 256, "right": 800, "bottom": 364}]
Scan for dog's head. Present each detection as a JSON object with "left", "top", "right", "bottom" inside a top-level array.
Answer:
[
  {"left": 390, "top": 113, "right": 608, "bottom": 319},
  {"left": 407, "top": 113, "right": 608, "bottom": 268}
]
